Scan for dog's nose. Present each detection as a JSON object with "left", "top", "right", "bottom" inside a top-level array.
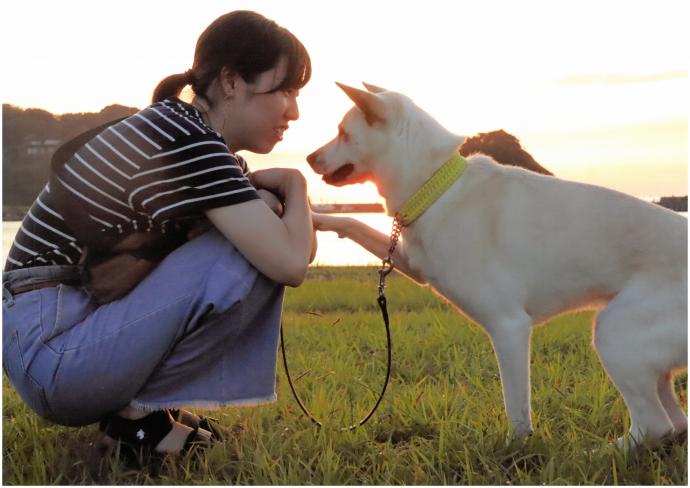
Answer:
[{"left": 306, "top": 150, "right": 318, "bottom": 168}]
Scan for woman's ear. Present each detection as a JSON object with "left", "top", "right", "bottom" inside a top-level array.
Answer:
[{"left": 219, "top": 67, "right": 238, "bottom": 99}]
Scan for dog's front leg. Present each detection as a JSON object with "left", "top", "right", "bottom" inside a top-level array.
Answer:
[
  {"left": 312, "top": 212, "right": 426, "bottom": 284},
  {"left": 486, "top": 312, "right": 534, "bottom": 439}
]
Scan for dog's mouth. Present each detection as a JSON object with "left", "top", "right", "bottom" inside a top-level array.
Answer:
[{"left": 323, "top": 163, "right": 355, "bottom": 185}]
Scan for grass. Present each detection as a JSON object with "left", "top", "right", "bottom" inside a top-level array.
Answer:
[{"left": 3, "top": 266, "right": 687, "bottom": 484}]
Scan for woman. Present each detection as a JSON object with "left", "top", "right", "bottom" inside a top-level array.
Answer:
[{"left": 2, "top": 11, "right": 315, "bottom": 457}]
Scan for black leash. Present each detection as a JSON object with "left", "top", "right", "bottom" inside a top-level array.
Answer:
[{"left": 280, "top": 218, "right": 402, "bottom": 430}]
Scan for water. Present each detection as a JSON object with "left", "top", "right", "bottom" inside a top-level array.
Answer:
[{"left": 2, "top": 214, "right": 394, "bottom": 268}]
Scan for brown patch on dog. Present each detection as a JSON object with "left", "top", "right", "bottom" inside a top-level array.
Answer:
[{"left": 460, "top": 129, "right": 553, "bottom": 176}]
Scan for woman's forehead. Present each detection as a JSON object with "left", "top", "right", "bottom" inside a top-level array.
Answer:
[{"left": 250, "top": 57, "right": 288, "bottom": 93}]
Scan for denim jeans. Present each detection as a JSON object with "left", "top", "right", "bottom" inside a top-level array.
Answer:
[{"left": 3, "top": 229, "right": 284, "bottom": 426}]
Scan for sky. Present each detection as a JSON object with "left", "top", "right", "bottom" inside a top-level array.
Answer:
[{"left": 1, "top": 0, "right": 688, "bottom": 203}]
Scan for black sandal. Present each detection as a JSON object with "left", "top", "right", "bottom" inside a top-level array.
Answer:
[
  {"left": 169, "top": 409, "right": 223, "bottom": 441},
  {"left": 98, "top": 410, "right": 207, "bottom": 466}
]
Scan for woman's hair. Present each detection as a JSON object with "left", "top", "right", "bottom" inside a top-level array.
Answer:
[{"left": 152, "top": 11, "right": 311, "bottom": 104}]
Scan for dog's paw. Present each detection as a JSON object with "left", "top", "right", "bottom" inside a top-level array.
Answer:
[
  {"left": 511, "top": 425, "right": 534, "bottom": 440},
  {"left": 502, "top": 427, "right": 533, "bottom": 448},
  {"left": 587, "top": 430, "right": 680, "bottom": 457}
]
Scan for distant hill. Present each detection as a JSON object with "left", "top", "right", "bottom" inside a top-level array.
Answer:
[
  {"left": 3, "top": 103, "right": 139, "bottom": 209},
  {"left": 653, "top": 196, "right": 687, "bottom": 212}
]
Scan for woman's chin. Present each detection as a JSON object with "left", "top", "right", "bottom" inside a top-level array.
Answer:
[
  {"left": 236, "top": 134, "right": 282, "bottom": 154},
  {"left": 247, "top": 141, "right": 278, "bottom": 154}
]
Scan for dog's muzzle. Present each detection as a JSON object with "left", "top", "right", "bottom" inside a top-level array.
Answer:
[
  {"left": 306, "top": 150, "right": 357, "bottom": 186},
  {"left": 306, "top": 150, "right": 319, "bottom": 169}
]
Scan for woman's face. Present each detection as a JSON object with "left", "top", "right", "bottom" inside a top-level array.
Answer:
[{"left": 222, "top": 57, "right": 300, "bottom": 154}]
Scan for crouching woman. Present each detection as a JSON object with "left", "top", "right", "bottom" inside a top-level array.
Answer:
[{"left": 2, "top": 10, "right": 315, "bottom": 458}]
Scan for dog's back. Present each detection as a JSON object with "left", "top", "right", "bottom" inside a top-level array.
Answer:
[{"left": 413, "top": 155, "right": 686, "bottom": 323}]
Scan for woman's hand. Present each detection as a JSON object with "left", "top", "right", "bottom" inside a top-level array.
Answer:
[
  {"left": 257, "top": 189, "right": 284, "bottom": 217},
  {"left": 250, "top": 168, "right": 305, "bottom": 201}
]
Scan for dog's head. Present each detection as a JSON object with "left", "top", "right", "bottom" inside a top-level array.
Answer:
[
  {"left": 307, "top": 83, "right": 464, "bottom": 208},
  {"left": 306, "top": 82, "right": 393, "bottom": 187},
  {"left": 307, "top": 82, "right": 464, "bottom": 193}
]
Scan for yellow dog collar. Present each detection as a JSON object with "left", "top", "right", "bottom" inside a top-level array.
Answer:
[{"left": 396, "top": 154, "right": 467, "bottom": 226}]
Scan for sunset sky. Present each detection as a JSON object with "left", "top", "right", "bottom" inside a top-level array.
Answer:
[{"left": 2, "top": 0, "right": 687, "bottom": 203}]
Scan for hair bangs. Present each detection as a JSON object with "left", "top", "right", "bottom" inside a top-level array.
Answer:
[{"left": 268, "top": 30, "right": 311, "bottom": 93}]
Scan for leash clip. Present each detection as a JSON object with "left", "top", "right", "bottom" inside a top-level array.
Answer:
[
  {"left": 378, "top": 256, "right": 394, "bottom": 298},
  {"left": 378, "top": 217, "right": 402, "bottom": 299}
]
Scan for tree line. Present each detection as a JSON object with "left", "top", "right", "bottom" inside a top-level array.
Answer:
[{"left": 3, "top": 103, "right": 139, "bottom": 214}]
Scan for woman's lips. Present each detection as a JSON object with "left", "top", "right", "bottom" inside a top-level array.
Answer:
[{"left": 273, "top": 126, "right": 288, "bottom": 140}]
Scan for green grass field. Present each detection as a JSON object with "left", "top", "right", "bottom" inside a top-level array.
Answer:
[{"left": 3, "top": 267, "right": 687, "bottom": 484}]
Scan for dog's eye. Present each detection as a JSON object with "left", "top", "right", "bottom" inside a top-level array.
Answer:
[{"left": 338, "top": 127, "right": 350, "bottom": 142}]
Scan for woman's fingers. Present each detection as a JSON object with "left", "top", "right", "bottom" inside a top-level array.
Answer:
[
  {"left": 250, "top": 168, "right": 303, "bottom": 196},
  {"left": 257, "top": 189, "right": 284, "bottom": 216}
]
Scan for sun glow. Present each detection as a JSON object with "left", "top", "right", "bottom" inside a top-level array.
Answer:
[{"left": 1, "top": 0, "right": 687, "bottom": 201}]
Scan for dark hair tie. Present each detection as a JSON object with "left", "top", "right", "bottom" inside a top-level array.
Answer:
[{"left": 184, "top": 69, "right": 194, "bottom": 84}]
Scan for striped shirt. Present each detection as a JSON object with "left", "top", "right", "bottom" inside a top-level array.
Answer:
[{"left": 5, "top": 97, "right": 260, "bottom": 271}]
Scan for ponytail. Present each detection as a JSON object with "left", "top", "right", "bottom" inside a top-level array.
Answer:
[
  {"left": 151, "top": 11, "right": 311, "bottom": 106},
  {"left": 152, "top": 70, "right": 193, "bottom": 103}
]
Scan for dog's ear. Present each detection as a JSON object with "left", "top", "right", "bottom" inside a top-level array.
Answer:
[
  {"left": 336, "top": 82, "right": 386, "bottom": 126},
  {"left": 362, "top": 82, "right": 387, "bottom": 94}
]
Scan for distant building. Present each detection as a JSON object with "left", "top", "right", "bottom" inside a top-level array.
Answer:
[{"left": 25, "top": 139, "right": 61, "bottom": 156}]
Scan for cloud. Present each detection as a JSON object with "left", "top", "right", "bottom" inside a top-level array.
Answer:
[{"left": 560, "top": 71, "right": 686, "bottom": 85}]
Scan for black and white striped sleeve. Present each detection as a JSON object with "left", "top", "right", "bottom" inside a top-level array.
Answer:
[
  {"left": 236, "top": 154, "right": 252, "bottom": 177},
  {"left": 129, "top": 134, "right": 260, "bottom": 222}
]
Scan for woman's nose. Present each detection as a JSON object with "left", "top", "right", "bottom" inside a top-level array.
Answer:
[{"left": 285, "top": 95, "right": 299, "bottom": 121}]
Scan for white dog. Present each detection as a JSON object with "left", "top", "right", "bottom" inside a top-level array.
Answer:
[{"left": 307, "top": 82, "right": 687, "bottom": 447}]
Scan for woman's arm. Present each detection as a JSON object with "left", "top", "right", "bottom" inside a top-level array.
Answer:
[
  {"left": 308, "top": 226, "right": 318, "bottom": 263},
  {"left": 205, "top": 169, "right": 312, "bottom": 287},
  {"left": 186, "top": 189, "right": 284, "bottom": 241},
  {"left": 255, "top": 188, "right": 317, "bottom": 262},
  {"left": 311, "top": 213, "right": 426, "bottom": 284}
]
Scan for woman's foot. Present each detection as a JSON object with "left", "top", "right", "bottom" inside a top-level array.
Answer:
[
  {"left": 151, "top": 419, "right": 213, "bottom": 454},
  {"left": 170, "top": 409, "right": 223, "bottom": 441},
  {"left": 98, "top": 409, "right": 213, "bottom": 457}
]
